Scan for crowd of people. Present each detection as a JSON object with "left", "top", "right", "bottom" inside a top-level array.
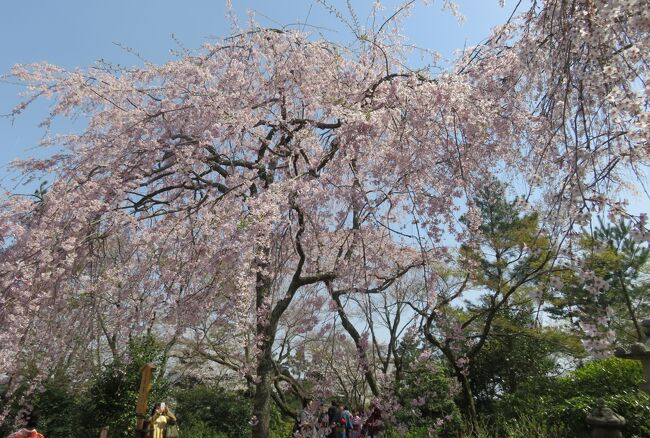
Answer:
[{"left": 295, "top": 399, "right": 382, "bottom": 438}]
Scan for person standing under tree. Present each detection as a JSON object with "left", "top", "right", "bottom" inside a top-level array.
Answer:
[
  {"left": 147, "top": 402, "right": 177, "bottom": 438},
  {"left": 331, "top": 402, "right": 348, "bottom": 438},
  {"left": 341, "top": 404, "right": 353, "bottom": 438},
  {"left": 351, "top": 411, "right": 362, "bottom": 438},
  {"left": 296, "top": 398, "right": 318, "bottom": 438},
  {"left": 363, "top": 403, "right": 382, "bottom": 438},
  {"left": 327, "top": 401, "right": 341, "bottom": 438}
]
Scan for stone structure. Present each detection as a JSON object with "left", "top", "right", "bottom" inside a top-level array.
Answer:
[
  {"left": 586, "top": 399, "right": 626, "bottom": 438},
  {"left": 614, "top": 319, "right": 650, "bottom": 394}
]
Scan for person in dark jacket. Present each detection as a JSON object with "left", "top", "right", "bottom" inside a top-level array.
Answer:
[
  {"left": 327, "top": 401, "right": 341, "bottom": 438},
  {"left": 362, "top": 403, "right": 382, "bottom": 438}
]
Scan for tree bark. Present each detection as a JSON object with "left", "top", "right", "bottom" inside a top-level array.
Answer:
[
  {"left": 331, "top": 290, "right": 380, "bottom": 397},
  {"left": 252, "top": 338, "right": 274, "bottom": 438},
  {"left": 618, "top": 272, "right": 643, "bottom": 341},
  {"left": 251, "top": 255, "right": 274, "bottom": 438},
  {"left": 457, "top": 370, "right": 480, "bottom": 434},
  {"left": 424, "top": 317, "right": 480, "bottom": 435},
  {"left": 251, "top": 207, "right": 335, "bottom": 437}
]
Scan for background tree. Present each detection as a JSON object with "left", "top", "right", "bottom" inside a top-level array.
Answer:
[
  {"left": 413, "top": 182, "right": 556, "bottom": 430},
  {"left": 547, "top": 220, "right": 650, "bottom": 351},
  {"left": 392, "top": 336, "right": 463, "bottom": 437},
  {"left": 467, "top": 294, "right": 582, "bottom": 416},
  {"left": 499, "top": 358, "right": 650, "bottom": 437}
]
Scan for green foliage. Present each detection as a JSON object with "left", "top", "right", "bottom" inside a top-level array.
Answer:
[
  {"left": 460, "top": 181, "right": 552, "bottom": 292},
  {"left": 0, "top": 376, "right": 81, "bottom": 438},
  {"left": 468, "top": 302, "right": 564, "bottom": 412},
  {"left": 1, "top": 350, "right": 295, "bottom": 438},
  {"left": 33, "top": 378, "right": 80, "bottom": 438},
  {"left": 606, "top": 392, "right": 650, "bottom": 437},
  {"left": 547, "top": 220, "right": 650, "bottom": 345},
  {"left": 497, "top": 414, "right": 571, "bottom": 438},
  {"left": 0, "top": 336, "right": 171, "bottom": 438},
  {"left": 269, "top": 403, "right": 294, "bottom": 438},
  {"left": 178, "top": 420, "right": 226, "bottom": 438},
  {"left": 566, "top": 356, "right": 644, "bottom": 395},
  {"left": 467, "top": 291, "right": 586, "bottom": 416},
  {"left": 394, "top": 352, "right": 463, "bottom": 437},
  {"left": 497, "top": 357, "right": 650, "bottom": 437},
  {"left": 77, "top": 336, "right": 171, "bottom": 438},
  {"left": 173, "top": 385, "right": 251, "bottom": 438},
  {"left": 171, "top": 384, "right": 295, "bottom": 437},
  {"left": 450, "top": 181, "right": 558, "bottom": 428}
]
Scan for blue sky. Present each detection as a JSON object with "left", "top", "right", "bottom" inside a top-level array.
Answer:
[{"left": 0, "top": 0, "right": 520, "bottom": 190}]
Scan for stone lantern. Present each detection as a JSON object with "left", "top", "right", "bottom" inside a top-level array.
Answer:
[
  {"left": 614, "top": 319, "right": 650, "bottom": 394},
  {"left": 586, "top": 399, "right": 626, "bottom": 438}
]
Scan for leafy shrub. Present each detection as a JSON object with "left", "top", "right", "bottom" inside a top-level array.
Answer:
[
  {"left": 496, "top": 357, "right": 650, "bottom": 437},
  {"left": 0, "top": 336, "right": 170, "bottom": 438},
  {"left": 173, "top": 385, "right": 251, "bottom": 438},
  {"left": 394, "top": 360, "right": 463, "bottom": 438},
  {"left": 0, "top": 376, "right": 82, "bottom": 438},
  {"left": 77, "top": 336, "right": 171, "bottom": 438},
  {"left": 34, "top": 378, "right": 81, "bottom": 438},
  {"left": 269, "top": 403, "right": 295, "bottom": 438}
]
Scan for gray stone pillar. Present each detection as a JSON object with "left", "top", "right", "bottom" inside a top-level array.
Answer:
[{"left": 586, "top": 399, "right": 625, "bottom": 438}]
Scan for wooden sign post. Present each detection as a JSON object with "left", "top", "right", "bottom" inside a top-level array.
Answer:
[{"left": 135, "top": 363, "right": 156, "bottom": 438}]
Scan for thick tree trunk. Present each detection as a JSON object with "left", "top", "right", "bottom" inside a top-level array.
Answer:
[
  {"left": 249, "top": 207, "right": 333, "bottom": 437},
  {"left": 251, "top": 261, "right": 275, "bottom": 438},
  {"left": 251, "top": 340, "right": 274, "bottom": 438},
  {"left": 457, "top": 371, "right": 479, "bottom": 435}
]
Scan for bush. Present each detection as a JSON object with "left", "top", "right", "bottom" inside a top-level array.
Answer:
[
  {"left": 34, "top": 378, "right": 81, "bottom": 438},
  {"left": 495, "top": 414, "right": 571, "bottom": 438},
  {"left": 269, "top": 403, "right": 294, "bottom": 438},
  {"left": 0, "top": 376, "right": 82, "bottom": 438},
  {"left": 0, "top": 335, "right": 170, "bottom": 438},
  {"left": 77, "top": 336, "right": 171, "bottom": 438},
  {"left": 173, "top": 385, "right": 295, "bottom": 438},
  {"left": 173, "top": 385, "right": 251, "bottom": 438},
  {"left": 394, "top": 360, "right": 463, "bottom": 438},
  {"left": 496, "top": 357, "right": 650, "bottom": 437},
  {"left": 177, "top": 419, "right": 228, "bottom": 438}
]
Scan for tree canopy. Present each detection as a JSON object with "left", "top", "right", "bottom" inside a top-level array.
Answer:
[{"left": 1, "top": 1, "right": 649, "bottom": 436}]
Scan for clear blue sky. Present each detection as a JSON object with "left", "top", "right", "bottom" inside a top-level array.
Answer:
[{"left": 0, "top": 0, "right": 520, "bottom": 190}]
